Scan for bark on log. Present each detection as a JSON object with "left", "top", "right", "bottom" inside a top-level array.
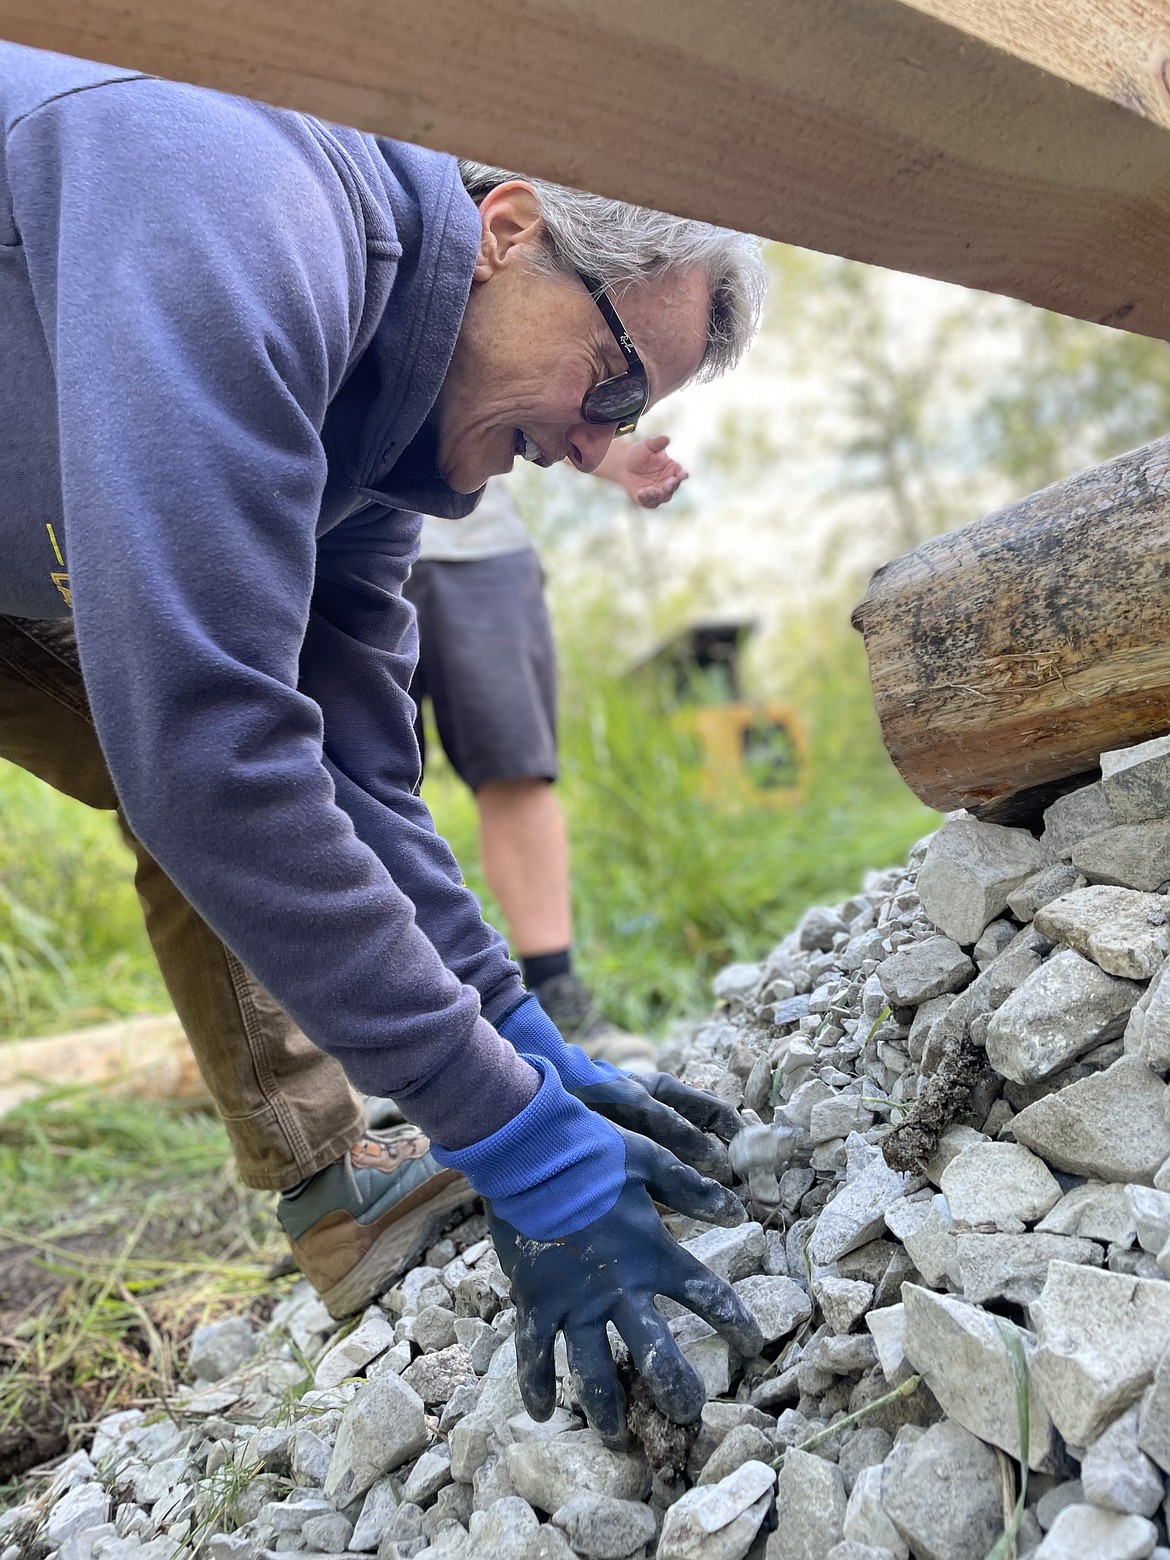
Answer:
[
  {"left": 0, "top": 1012, "right": 210, "bottom": 1117},
  {"left": 853, "top": 436, "right": 1170, "bottom": 825}
]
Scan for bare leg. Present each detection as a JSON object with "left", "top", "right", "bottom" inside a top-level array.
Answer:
[{"left": 475, "top": 777, "right": 571, "bottom": 956}]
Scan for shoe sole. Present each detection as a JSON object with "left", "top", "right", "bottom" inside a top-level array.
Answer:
[{"left": 318, "top": 1176, "right": 479, "bottom": 1319}]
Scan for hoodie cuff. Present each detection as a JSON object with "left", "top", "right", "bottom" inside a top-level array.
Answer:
[
  {"left": 429, "top": 1054, "right": 625, "bottom": 1241},
  {"left": 497, "top": 993, "right": 624, "bottom": 1091}
]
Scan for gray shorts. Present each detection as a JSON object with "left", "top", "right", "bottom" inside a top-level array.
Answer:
[{"left": 404, "top": 550, "right": 558, "bottom": 790}]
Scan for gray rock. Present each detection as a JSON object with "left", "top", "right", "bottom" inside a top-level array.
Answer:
[
  {"left": 1043, "top": 782, "right": 1118, "bottom": 859},
  {"left": 314, "top": 1313, "right": 396, "bottom": 1391},
  {"left": 672, "top": 1315, "right": 734, "bottom": 1400},
  {"left": 661, "top": 1460, "right": 775, "bottom": 1560},
  {"left": 900, "top": 1198, "right": 959, "bottom": 1289},
  {"left": 1033, "top": 1504, "right": 1158, "bottom": 1558},
  {"left": 550, "top": 1493, "right": 656, "bottom": 1558},
  {"left": 291, "top": 1425, "right": 334, "bottom": 1487},
  {"left": 1035, "top": 886, "right": 1170, "bottom": 980},
  {"left": 1102, "top": 734, "right": 1170, "bottom": 823},
  {"left": 682, "top": 1223, "right": 766, "bottom": 1284},
  {"left": 732, "top": 1276, "right": 813, "bottom": 1343},
  {"left": 1128, "top": 1186, "right": 1170, "bottom": 1255},
  {"left": 1031, "top": 1261, "right": 1170, "bottom": 1445},
  {"left": 521, "top": 1527, "right": 579, "bottom": 1560},
  {"left": 351, "top": 1480, "right": 401, "bottom": 1552},
  {"left": 324, "top": 1373, "right": 429, "bottom": 1504},
  {"left": 842, "top": 1465, "right": 906, "bottom": 1560},
  {"left": 402, "top": 1444, "right": 453, "bottom": 1506},
  {"left": 767, "top": 1450, "right": 845, "bottom": 1560},
  {"left": 46, "top": 1488, "right": 113, "bottom": 1548},
  {"left": 985, "top": 949, "right": 1142, "bottom": 1084},
  {"left": 865, "top": 1306, "right": 912, "bottom": 1388},
  {"left": 1037, "top": 1181, "right": 1138, "bottom": 1245},
  {"left": 412, "top": 1304, "right": 459, "bottom": 1355},
  {"left": 1128, "top": 963, "right": 1170, "bottom": 1076},
  {"left": 1007, "top": 863, "right": 1084, "bottom": 922},
  {"left": 714, "top": 963, "right": 763, "bottom": 1002},
  {"left": 809, "top": 1095, "right": 874, "bottom": 1145},
  {"left": 917, "top": 818, "right": 1047, "bottom": 945},
  {"left": 1035, "top": 1480, "right": 1084, "bottom": 1532},
  {"left": 939, "top": 1140, "right": 1062, "bottom": 1229},
  {"left": 974, "top": 917, "right": 1019, "bottom": 967},
  {"left": 1074, "top": 820, "right": 1170, "bottom": 892},
  {"left": 808, "top": 1157, "right": 922, "bottom": 1267},
  {"left": 462, "top": 1497, "right": 540, "bottom": 1560},
  {"left": 876, "top": 937, "right": 974, "bottom": 1007},
  {"left": 980, "top": 925, "right": 1052, "bottom": 1009},
  {"left": 1011, "top": 1057, "right": 1170, "bottom": 1183},
  {"left": 188, "top": 1318, "right": 257, "bottom": 1383},
  {"left": 401, "top": 1344, "right": 476, "bottom": 1405},
  {"left": 1138, "top": 1344, "right": 1170, "bottom": 1473},
  {"left": 900, "top": 1285, "right": 1056, "bottom": 1470},
  {"left": 955, "top": 1232, "right": 1103, "bottom": 1306},
  {"left": 837, "top": 1429, "right": 894, "bottom": 1497},
  {"left": 814, "top": 1276, "right": 874, "bottom": 1335},
  {"left": 300, "top": 1513, "right": 355, "bottom": 1552},
  {"left": 882, "top": 1419, "right": 1003, "bottom": 1560},
  {"left": 697, "top": 1425, "right": 776, "bottom": 1487},
  {"left": 1080, "top": 1408, "right": 1164, "bottom": 1517},
  {"left": 506, "top": 1432, "right": 650, "bottom": 1515},
  {"left": 825, "top": 1546, "right": 898, "bottom": 1560}
]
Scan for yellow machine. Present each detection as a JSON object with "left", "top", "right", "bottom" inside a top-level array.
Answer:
[{"left": 631, "top": 621, "right": 807, "bottom": 808}]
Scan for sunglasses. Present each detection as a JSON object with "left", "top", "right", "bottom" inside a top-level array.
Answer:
[{"left": 577, "top": 272, "right": 649, "bottom": 437}]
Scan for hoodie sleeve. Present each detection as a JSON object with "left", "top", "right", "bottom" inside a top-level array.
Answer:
[
  {"left": 7, "top": 76, "right": 538, "bottom": 1148},
  {"left": 302, "top": 506, "right": 527, "bottom": 1027}
]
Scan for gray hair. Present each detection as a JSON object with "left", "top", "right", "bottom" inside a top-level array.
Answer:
[{"left": 459, "top": 160, "right": 766, "bottom": 384}]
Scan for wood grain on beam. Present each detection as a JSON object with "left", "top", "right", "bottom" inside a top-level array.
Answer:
[
  {"left": 3, "top": 1, "right": 1170, "bottom": 335},
  {"left": 853, "top": 437, "right": 1170, "bottom": 823}
]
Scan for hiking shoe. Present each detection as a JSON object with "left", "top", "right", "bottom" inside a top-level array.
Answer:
[
  {"left": 277, "top": 1126, "right": 476, "bottom": 1318},
  {"left": 531, "top": 972, "right": 658, "bottom": 1073}
]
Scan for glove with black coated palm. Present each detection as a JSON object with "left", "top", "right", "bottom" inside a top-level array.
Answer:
[
  {"left": 430, "top": 1055, "right": 763, "bottom": 1443},
  {"left": 497, "top": 992, "right": 742, "bottom": 1178}
]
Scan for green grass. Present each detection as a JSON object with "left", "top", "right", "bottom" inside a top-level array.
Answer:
[
  {"left": 0, "top": 770, "right": 167, "bottom": 1037},
  {"left": 424, "top": 607, "right": 936, "bottom": 1034}
]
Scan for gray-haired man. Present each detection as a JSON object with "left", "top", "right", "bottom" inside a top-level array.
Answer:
[{"left": 0, "top": 48, "right": 766, "bottom": 1436}]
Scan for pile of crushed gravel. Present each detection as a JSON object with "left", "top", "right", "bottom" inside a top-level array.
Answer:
[{"left": 10, "top": 732, "right": 1170, "bottom": 1560}]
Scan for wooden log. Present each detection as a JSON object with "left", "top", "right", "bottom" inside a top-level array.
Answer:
[
  {"left": 4, "top": 0, "right": 1170, "bottom": 335},
  {"left": 852, "top": 436, "right": 1170, "bottom": 825},
  {"left": 0, "top": 1012, "right": 211, "bottom": 1117}
]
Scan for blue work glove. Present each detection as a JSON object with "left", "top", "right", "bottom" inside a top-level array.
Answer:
[
  {"left": 430, "top": 1056, "right": 763, "bottom": 1440},
  {"left": 498, "top": 993, "right": 742, "bottom": 1178}
]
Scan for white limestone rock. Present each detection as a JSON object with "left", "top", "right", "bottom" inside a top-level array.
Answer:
[
  {"left": 1080, "top": 1407, "right": 1164, "bottom": 1518},
  {"left": 1074, "top": 821, "right": 1170, "bottom": 893},
  {"left": 876, "top": 937, "right": 974, "bottom": 1007},
  {"left": 1101, "top": 733, "right": 1170, "bottom": 824},
  {"left": 1034, "top": 886, "right": 1170, "bottom": 980},
  {"left": 917, "top": 818, "right": 1047, "bottom": 945},
  {"left": 985, "top": 949, "right": 1142, "bottom": 1085},
  {"left": 768, "top": 1449, "right": 845, "bottom": 1560},
  {"left": 1042, "top": 782, "right": 1117, "bottom": 860},
  {"left": 900, "top": 1285, "right": 1057, "bottom": 1470},
  {"left": 1030, "top": 1261, "right": 1170, "bottom": 1445},
  {"left": 1011, "top": 1057, "right": 1170, "bottom": 1183},
  {"left": 323, "top": 1373, "right": 428, "bottom": 1504},
  {"left": 881, "top": 1419, "right": 1003, "bottom": 1560},
  {"left": 1033, "top": 1504, "right": 1158, "bottom": 1559},
  {"left": 1037, "top": 1181, "right": 1138, "bottom": 1245},
  {"left": 938, "top": 1140, "right": 1062, "bottom": 1230},
  {"left": 506, "top": 1432, "right": 650, "bottom": 1515}
]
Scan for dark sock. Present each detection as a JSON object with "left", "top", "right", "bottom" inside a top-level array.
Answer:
[{"left": 522, "top": 948, "right": 572, "bottom": 990}]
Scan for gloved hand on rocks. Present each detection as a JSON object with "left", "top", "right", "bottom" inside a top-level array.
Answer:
[
  {"left": 429, "top": 1055, "right": 764, "bottom": 1442},
  {"left": 497, "top": 992, "right": 742, "bottom": 1179}
]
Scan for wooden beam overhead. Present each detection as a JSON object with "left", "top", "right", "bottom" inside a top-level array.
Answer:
[{"left": 3, "top": 0, "right": 1170, "bottom": 335}]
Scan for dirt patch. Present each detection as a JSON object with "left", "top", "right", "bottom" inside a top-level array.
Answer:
[{"left": 881, "top": 1031, "right": 986, "bottom": 1174}]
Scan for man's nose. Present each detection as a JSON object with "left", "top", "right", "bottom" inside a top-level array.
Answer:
[{"left": 566, "top": 422, "right": 617, "bottom": 474}]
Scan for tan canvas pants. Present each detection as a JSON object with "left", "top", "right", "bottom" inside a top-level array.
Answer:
[{"left": 0, "top": 616, "right": 366, "bottom": 1189}]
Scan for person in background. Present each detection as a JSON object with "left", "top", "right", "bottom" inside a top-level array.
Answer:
[{"left": 405, "top": 437, "right": 687, "bottom": 1072}]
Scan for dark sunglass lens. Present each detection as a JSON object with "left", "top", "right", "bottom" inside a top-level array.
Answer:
[{"left": 584, "top": 378, "right": 647, "bottom": 424}]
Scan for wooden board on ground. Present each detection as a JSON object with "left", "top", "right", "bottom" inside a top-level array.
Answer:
[
  {"left": 853, "top": 435, "right": 1170, "bottom": 824},
  {"left": 0, "top": 1013, "right": 210, "bottom": 1117},
  {"left": 3, "top": 1, "right": 1170, "bottom": 334}
]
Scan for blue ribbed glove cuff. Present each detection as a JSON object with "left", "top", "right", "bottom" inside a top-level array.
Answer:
[
  {"left": 498, "top": 993, "right": 623, "bottom": 1090},
  {"left": 429, "top": 1054, "right": 625, "bottom": 1241}
]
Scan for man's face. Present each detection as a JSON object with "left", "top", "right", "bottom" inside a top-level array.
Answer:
[{"left": 433, "top": 183, "right": 710, "bottom": 494}]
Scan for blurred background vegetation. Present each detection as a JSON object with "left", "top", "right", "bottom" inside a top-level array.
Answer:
[{"left": 5, "top": 243, "right": 1170, "bottom": 1042}]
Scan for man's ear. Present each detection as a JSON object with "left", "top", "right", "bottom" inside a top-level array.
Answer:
[{"left": 472, "top": 181, "right": 545, "bottom": 283}]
